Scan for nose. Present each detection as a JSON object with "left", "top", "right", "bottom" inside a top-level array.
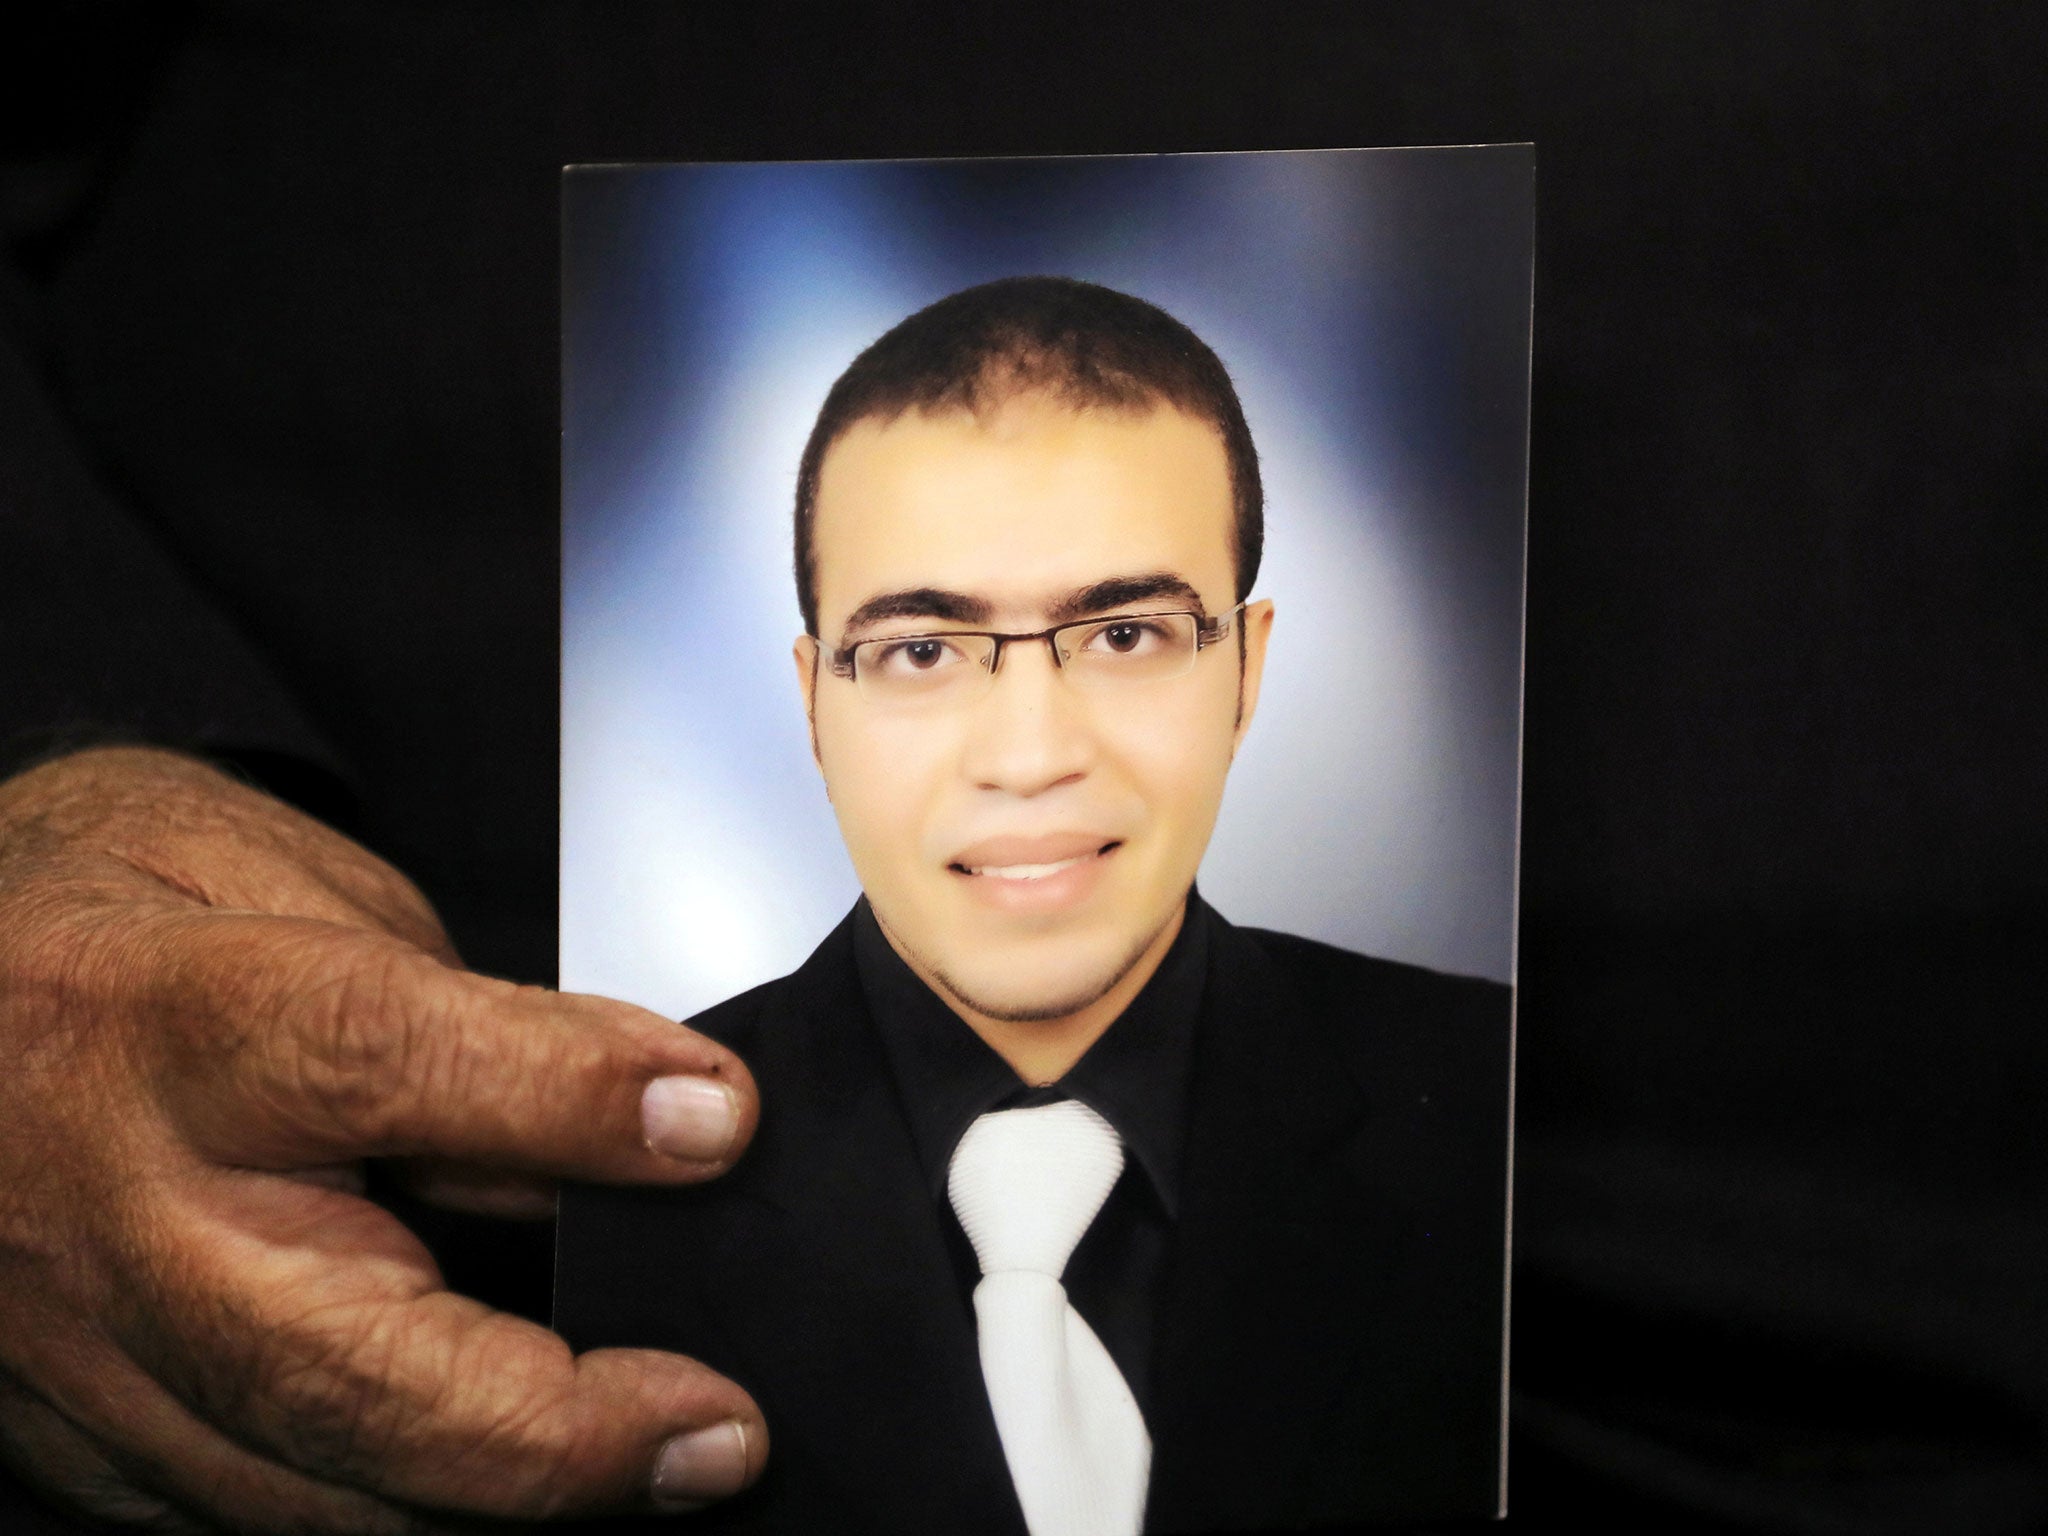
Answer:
[{"left": 958, "top": 637, "right": 1096, "bottom": 796}]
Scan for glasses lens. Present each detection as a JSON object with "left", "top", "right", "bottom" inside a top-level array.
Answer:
[
  {"left": 852, "top": 633, "right": 997, "bottom": 701},
  {"left": 1057, "top": 613, "right": 1200, "bottom": 683}
]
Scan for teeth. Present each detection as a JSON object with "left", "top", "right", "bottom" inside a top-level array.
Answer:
[{"left": 966, "top": 854, "right": 1091, "bottom": 880}]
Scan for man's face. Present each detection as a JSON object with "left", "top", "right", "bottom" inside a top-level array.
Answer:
[{"left": 797, "top": 392, "right": 1271, "bottom": 1028}]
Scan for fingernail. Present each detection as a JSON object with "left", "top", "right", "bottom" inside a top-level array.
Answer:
[
  {"left": 641, "top": 1076, "right": 739, "bottom": 1161},
  {"left": 651, "top": 1420, "right": 749, "bottom": 1509}
]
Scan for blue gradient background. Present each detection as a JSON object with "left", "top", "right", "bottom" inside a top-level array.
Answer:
[{"left": 562, "top": 148, "right": 1532, "bottom": 1018}]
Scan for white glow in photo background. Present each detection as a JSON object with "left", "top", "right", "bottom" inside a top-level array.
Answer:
[{"left": 563, "top": 151, "right": 1530, "bottom": 1020}]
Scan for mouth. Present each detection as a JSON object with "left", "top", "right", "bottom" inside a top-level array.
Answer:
[
  {"left": 953, "top": 845, "right": 1118, "bottom": 881},
  {"left": 946, "top": 835, "right": 1123, "bottom": 889}
]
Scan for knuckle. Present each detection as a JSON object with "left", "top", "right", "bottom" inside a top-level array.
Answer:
[
  {"left": 115, "top": 1244, "right": 442, "bottom": 1506},
  {"left": 233, "top": 1296, "right": 428, "bottom": 1482},
  {"left": 131, "top": 915, "right": 455, "bottom": 1161},
  {"left": 247, "top": 1302, "right": 598, "bottom": 1515},
  {"left": 418, "top": 1315, "right": 596, "bottom": 1517},
  {"left": 266, "top": 942, "right": 448, "bottom": 1153}
]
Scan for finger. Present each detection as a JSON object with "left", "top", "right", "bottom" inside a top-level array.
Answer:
[
  {"left": 145, "top": 911, "right": 758, "bottom": 1181},
  {"left": 126, "top": 1213, "right": 768, "bottom": 1520},
  {"left": 1, "top": 1353, "right": 446, "bottom": 1536}
]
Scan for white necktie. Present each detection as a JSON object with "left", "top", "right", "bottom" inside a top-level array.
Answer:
[{"left": 946, "top": 1100, "right": 1151, "bottom": 1536}]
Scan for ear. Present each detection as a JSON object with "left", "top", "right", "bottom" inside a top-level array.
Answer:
[
  {"left": 1232, "top": 599, "right": 1275, "bottom": 753},
  {"left": 792, "top": 635, "right": 824, "bottom": 774}
]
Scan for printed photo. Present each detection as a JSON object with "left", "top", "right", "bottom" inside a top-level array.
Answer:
[{"left": 555, "top": 147, "right": 1532, "bottom": 1535}]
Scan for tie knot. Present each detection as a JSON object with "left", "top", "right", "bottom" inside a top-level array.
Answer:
[{"left": 947, "top": 1100, "right": 1125, "bottom": 1279}]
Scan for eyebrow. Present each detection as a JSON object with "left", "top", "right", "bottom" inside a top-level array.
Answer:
[
  {"left": 1046, "top": 572, "right": 1205, "bottom": 623},
  {"left": 836, "top": 571, "right": 1206, "bottom": 642},
  {"left": 839, "top": 588, "right": 993, "bottom": 639}
]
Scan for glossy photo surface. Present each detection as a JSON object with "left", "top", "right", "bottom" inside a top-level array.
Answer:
[{"left": 558, "top": 147, "right": 1532, "bottom": 1534}]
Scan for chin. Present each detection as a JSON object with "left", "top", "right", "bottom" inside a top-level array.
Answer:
[
  {"left": 943, "top": 971, "right": 1121, "bottom": 1025},
  {"left": 929, "top": 929, "right": 1152, "bottom": 1025}
]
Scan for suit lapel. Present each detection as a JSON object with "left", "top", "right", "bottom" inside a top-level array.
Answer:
[
  {"left": 1145, "top": 915, "right": 1390, "bottom": 1533},
  {"left": 692, "top": 920, "right": 1026, "bottom": 1535}
]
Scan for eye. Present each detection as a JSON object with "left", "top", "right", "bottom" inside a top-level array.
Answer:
[
  {"left": 868, "top": 635, "right": 971, "bottom": 675},
  {"left": 1081, "top": 617, "right": 1172, "bottom": 656}
]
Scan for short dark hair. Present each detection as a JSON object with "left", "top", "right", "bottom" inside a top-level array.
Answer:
[{"left": 793, "top": 275, "right": 1263, "bottom": 637}]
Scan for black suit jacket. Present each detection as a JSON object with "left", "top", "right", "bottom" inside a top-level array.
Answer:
[{"left": 557, "top": 904, "right": 1512, "bottom": 1534}]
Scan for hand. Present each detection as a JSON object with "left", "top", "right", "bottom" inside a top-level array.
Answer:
[{"left": 0, "top": 747, "right": 767, "bottom": 1531}]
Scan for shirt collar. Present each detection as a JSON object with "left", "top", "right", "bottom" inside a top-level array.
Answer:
[{"left": 853, "top": 893, "right": 1209, "bottom": 1218}]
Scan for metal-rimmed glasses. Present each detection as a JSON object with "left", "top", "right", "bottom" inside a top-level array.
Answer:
[{"left": 826, "top": 605, "right": 1245, "bottom": 705}]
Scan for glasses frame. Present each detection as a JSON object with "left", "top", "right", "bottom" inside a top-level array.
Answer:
[{"left": 825, "top": 603, "right": 1245, "bottom": 691}]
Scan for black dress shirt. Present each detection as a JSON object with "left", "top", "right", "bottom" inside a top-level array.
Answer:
[{"left": 852, "top": 894, "right": 1210, "bottom": 1415}]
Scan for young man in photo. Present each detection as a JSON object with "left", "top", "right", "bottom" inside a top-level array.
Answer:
[{"left": 558, "top": 277, "right": 1511, "bottom": 1536}]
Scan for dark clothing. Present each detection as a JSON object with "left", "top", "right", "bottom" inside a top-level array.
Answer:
[
  {"left": 854, "top": 893, "right": 1207, "bottom": 1410},
  {"left": 555, "top": 901, "right": 1514, "bottom": 1534}
]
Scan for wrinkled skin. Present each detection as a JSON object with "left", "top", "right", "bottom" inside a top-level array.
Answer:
[{"left": 0, "top": 748, "right": 766, "bottom": 1532}]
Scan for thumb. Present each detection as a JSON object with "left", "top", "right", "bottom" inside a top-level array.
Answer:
[{"left": 147, "top": 910, "right": 758, "bottom": 1179}]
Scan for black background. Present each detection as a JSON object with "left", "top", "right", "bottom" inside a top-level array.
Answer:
[{"left": 3, "top": 4, "right": 2043, "bottom": 1532}]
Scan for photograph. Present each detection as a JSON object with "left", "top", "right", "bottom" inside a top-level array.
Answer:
[{"left": 554, "top": 146, "right": 1531, "bottom": 1535}]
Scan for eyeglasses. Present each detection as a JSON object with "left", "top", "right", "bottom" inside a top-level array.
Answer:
[{"left": 825, "top": 605, "right": 1244, "bottom": 705}]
